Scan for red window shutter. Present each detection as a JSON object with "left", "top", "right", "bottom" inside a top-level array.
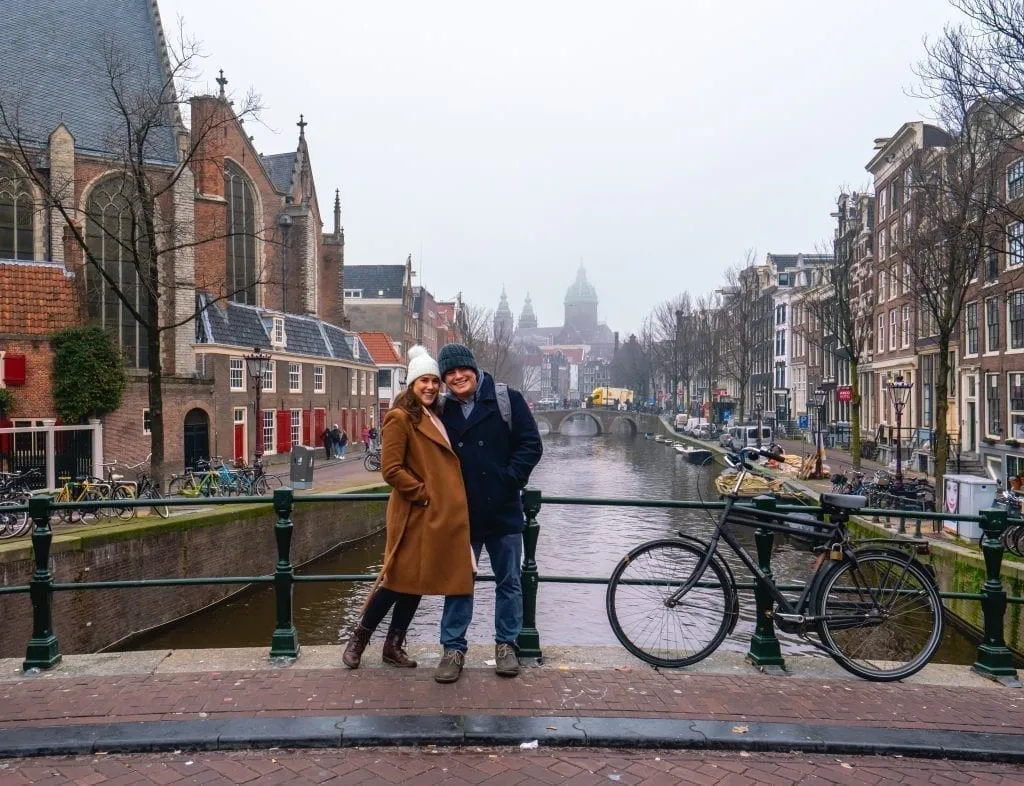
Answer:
[
  {"left": 276, "top": 410, "right": 291, "bottom": 454},
  {"left": 3, "top": 353, "right": 26, "bottom": 386},
  {"left": 303, "top": 410, "right": 311, "bottom": 446}
]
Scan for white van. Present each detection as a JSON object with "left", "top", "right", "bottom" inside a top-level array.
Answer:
[
  {"left": 674, "top": 414, "right": 687, "bottom": 432},
  {"left": 728, "top": 425, "right": 773, "bottom": 451}
]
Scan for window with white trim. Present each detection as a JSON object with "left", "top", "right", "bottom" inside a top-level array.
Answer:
[
  {"left": 1009, "top": 222, "right": 1024, "bottom": 267},
  {"left": 889, "top": 309, "right": 897, "bottom": 350},
  {"left": 291, "top": 409, "right": 301, "bottom": 446},
  {"left": 233, "top": 407, "right": 245, "bottom": 424},
  {"left": 877, "top": 314, "right": 885, "bottom": 353},
  {"left": 229, "top": 357, "right": 244, "bottom": 391},
  {"left": 314, "top": 364, "right": 325, "bottom": 394},
  {"left": 263, "top": 409, "right": 275, "bottom": 454},
  {"left": 965, "top": 301, "right": 979, "bottom": 355},
  {"left": 262, "top": 360, "right": 275, "bottom": 392},
  {"left": 289, "top": 362, "right": 301, "bottom": 393},
  {"left": 1010, "top": 373, "right": 1024, "bottom": 439},
  {"left": 272, "top": 317, "right": 286, "bottom": 346},
  {"left": 368, "top": 373, "right": 374, "bottom": 395},
  {"left": 350, "top": 369, "right": 357, "bottom": 395},
  {"left": 143, "top": 409, "right": 151, "bottom": 435},
  {"left": 1011, "top": 292, "right": 1024, "bottom": 349},
  {"left": 1008, "top": 159, "right": 1024, "bottom": 201},
  {"left": 360, "top": 371, "right": 366, "bottom": 395},
  {"left": 344, "top": 289, "right": 362, "bottom": 298},
  {"left": 901, "top": 304, "right": 910, "bottom": 348},
  {"left": 878, "top": 270, "right": 887, "bottom": 302},
  {"left": 986, "top": 297, "right": 1000, "bottom": 353},
  {"left": 987, "top": 373, "right": 1001, "bottom": 436}
]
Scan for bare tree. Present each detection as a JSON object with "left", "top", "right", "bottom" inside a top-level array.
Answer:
[
  {"left": 647, "top": 293, "right": 692, "bottom": 412},
  {"left": 718, "top": 251, "right": 760, "bottom": 423},
  {"left": 690, "top": 292, "right": 722, "bottom": 419},
  {"left": 0, "top": 28, "right": 265, "bottom": 485}
]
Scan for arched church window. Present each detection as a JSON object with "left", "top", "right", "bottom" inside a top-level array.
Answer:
[
  {"left": 225, "top": 162, "right": 257, "bottom": 304},
  {"left": 0, "top": 159, "right": 35, "bottom": 260},
  {"left": 84, "top": 177, "right": 148, "bottom": 368}
]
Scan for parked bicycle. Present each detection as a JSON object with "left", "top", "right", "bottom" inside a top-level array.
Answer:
[
  {"left": 52, "top": 474, "right": 113, "bottom": 523},
  {"left": 0, "top": 467, "right": 38, "bottom": 538},
  {"left": 607, "top": 446, "right": 944, "bottom": 682},
  {"left": 364, "top": 447, "right": 381, "bottom": 472}
]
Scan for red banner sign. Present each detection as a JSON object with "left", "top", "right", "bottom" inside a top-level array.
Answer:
[{"left": 837, "top": 386, "right": 852, "bottom": 403}]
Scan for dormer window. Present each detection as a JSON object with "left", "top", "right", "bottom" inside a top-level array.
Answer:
[
  {"left": 352, "top": 339, "right": 360, "bottom": 360},
  {"left": 344, "top": 289, "right": 362, "bottom": 298},
  {"left": 272, "top": 317, "right": 286, "bottom": 348}
]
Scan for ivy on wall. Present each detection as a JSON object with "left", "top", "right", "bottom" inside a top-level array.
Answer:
[
  {"left": 0, "top": 388, "right": 13, "bottom": 419},
  {"left": 51, "top": 327, "right": 128, "bottom": 423}
]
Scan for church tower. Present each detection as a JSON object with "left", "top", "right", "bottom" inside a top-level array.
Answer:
[
  {"left": 493, "top": 285, "right": 515, "bottom": 339},
  {"left": 564, "top": 264, "right": 598, "bottom": 333},
  {"left": 518, "top": 292, "right": 538, "bottom": 330}
]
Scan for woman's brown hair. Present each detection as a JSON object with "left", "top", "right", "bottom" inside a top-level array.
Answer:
[{"left": 393, "top": 381, "right": 442, "bottom": 425}]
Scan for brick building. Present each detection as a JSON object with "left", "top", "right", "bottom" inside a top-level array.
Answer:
[
  {"left": 359, "top": 332, "right": 406, "bottom": 422},
  {"left": 343, "top": 260, "right": 417, "bottom": 355}
]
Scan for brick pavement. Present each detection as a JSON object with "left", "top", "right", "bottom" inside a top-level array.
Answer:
[
  {"left": 0, "top": 747, "right": 1020, "bottom": 785},
  {"left": 1, "top": 667, "right": 1020, "bottom": 735}
]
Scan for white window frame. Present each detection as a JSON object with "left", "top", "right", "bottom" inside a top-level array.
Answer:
[
  {"left": 965, "top": 301, "right": 979, "bottom": 356},
  {"left": 142, "top": 409, "right": 151, "bottom": 435},
  {"left": 263, "top": 409, "right": 276, "bottom": 454},
  {"left": 314, "top": 364, "right": 325, "bottom": 394},
  {"left": 1009, "top": 221, "right": 1024, "bottom": 267},
  {"left": 878, "top": 270, "right": 887, "bottom": 302},
  {"left": 272, "top": 317, "right": 286, "bottom": 346},
  {"left": 1008, "top": 158, "right": 1024, "bottom": 201},
  {"left": 1010, "top": 372, "right": 1024, "bottom": 439},
  {"left": 262, "top": 361, "right": 275, "bottom": 392},
  {"left": 233, "top": 407, "right": 246, "bottom": 424},
  {"left": 290, "top": 408, "right": 301, "bottom": 446},
  {"left": 229, "top": 357, "right": 244, "bottom": 391},
  {"left": 360, "top": 371, "right": 366, "bottom": 395},
  {"left": 344, "top": 289, "right": 363, "bottom": 298},
  {"left": 986, "top": 373, "right": 1001, "bottom": 438},
  {"left": 901, "top": 304, "right": 910, "bottom": 348},
  {"left": 289, "top": 362, "right": 301, "bottom": 393},
  {"left": 985, "top": 296, "right": 1000, "bottom": 354},
  {"left": 877, "top": 314, "right": 885, "bottom": 353},
  {"left": 889, "top": 309, "right": 897, "bottom": 351},
  {"left": 350, "top": 369, "right": 357, "bottom": 395},
  {"left": 368, "top": 373, "right": 375, "bottom": 395}
]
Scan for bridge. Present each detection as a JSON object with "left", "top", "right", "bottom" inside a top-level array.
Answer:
[{"left": 533, "top": 408, "right": 663, "bottom": 435}]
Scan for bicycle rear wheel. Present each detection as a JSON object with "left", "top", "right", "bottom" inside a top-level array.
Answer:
[
  {"left": 0, "top": 499, "right": 30, "bottom": 538},
  {"left": 113, "top": 486, "right": 136, "bottom": 519},
  {"left": 606, "top": 539, "right": 734, "bottom": 668},
  {"left": 813, "top": 549, "right": 943, "bottom": 681},
  {"left": 138, "top": 485, "right": 170, "bottom": 518},
  {"left": 364, "top": 453, "right": 381, "bottom": 472}
]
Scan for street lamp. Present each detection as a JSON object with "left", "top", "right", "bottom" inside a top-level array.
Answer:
[
  {"left": 886, "top": 375, "right": 913, "bottom": 484},
  {"left": 754, "top": 391, "right": 764, "bottom": 448},
  {"left": 813, "top": 386, "right": 827, "bottom": 478},
  {"left": 244, "top": 347, "right": 273, "bottom": 463}
]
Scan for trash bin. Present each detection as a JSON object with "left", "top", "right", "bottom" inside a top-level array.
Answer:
[
  {"left": 943, "top": 474, "right": 996, "bottom": 540},
  {"left": 290, "top": 444, "right": 315, "bottom": 490}
]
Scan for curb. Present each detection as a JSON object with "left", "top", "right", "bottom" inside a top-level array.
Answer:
[{"left": 1, "top": 715, "right": 1020, "bottom": 763}]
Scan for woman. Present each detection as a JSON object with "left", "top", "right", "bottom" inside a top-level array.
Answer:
[
  {"left": 362, "top": 424, "right": 371, "bottom": 452},
  {"left": 342, "top": 346, "right": 474, "bottom": 669}
]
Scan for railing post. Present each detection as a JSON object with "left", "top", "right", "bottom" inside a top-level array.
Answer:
[
  {"left": 23, "top": 495, "right": 61, "bottom": 671},
  {"left": 269, "top": 488, "right": 300, "bottom": 659},
  {"left": 972, "top": 508, "right": 1018, "bottom": 684},
  {"left": 516, "top": 487, "right": 542, "bottom": 661},
  {"left": 746, "top": 495, "right": 785, "bottom": 671}
]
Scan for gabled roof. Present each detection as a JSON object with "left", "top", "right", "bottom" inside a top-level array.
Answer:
[
  {"left": 0, "top": 261, "right": 78, "bottom": 336},
  {"left": 195, "top": 292, "right": 375, "bottom": 366},
  {"left": 1, "top": 0, "right": 180, "bottom": 164},
  {"left": 261, "top": 152, "right": 295, "bottom": 193},
  {"left": 359, "top": 332, "right": 404, "bottom": 366},
  {"left": 344, "top": 265, "right": 406, "bottom": 299}
]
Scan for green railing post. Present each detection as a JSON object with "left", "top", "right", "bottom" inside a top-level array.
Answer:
[
  {"left": 972, "top": 508, "right": 1018, "bottom": 683},
  {"left": 23, "top": 495, "right": 61, "bottom": 671},
  {"left": 746, "top": 495, "right": 785, "bottom": 671},
  {"left": 516, "top": 487, "right": 542, "bottom": 661},
  {"left": 269, "top": 488, "right": 300, "bottom": 659}
]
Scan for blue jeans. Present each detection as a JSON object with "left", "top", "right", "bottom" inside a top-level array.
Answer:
[{"left": 440, "top": 533, "right": 523, "bottom": 653}]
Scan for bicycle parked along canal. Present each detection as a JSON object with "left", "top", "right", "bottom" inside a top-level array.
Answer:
[
  {"left": 0, "top": 467, "right": 38, "bottom": 538},
  {"left": 606, "top": 446, "right": 944, "bottom": 682}
]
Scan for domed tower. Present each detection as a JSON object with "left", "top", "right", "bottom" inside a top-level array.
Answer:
[
  {"left": 518, "top": 292, "right": 538, "bottom": 330},
  {"left": 493, "top": 285, "right": 515, "bottom": 338},
  {"left": 564, "top": 264, "right": 598, "bottom": 333}
]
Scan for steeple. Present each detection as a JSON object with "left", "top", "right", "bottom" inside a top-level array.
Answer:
[
  {"left": 493, "top": 285, "right": 514, "bottom": 338},
  {"left": 518, "top": 292, "right": 538, "bottom": 329},
  {"left": 333, "top": 189, "right": 341, "bottom": 237}
]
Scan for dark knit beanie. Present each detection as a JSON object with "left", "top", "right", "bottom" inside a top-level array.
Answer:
[{"left": 437, "top": 343, "right": 479, "bottom": 378}]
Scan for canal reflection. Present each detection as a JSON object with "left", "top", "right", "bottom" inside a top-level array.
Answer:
[{"left": 122, "top": 432, "right": 975, "bottom": 663}]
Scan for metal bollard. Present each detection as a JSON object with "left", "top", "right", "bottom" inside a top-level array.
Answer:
[
  {"left": 972, "top": 509, "right": 1018, "bottom": 683},
  {"left": 23, "top": 495, "right": 61, "bottom": 671},
  {"left": 269, "top": 488, "right": 300, "bottom": 659},
  {"left": 516, "top": 487, "right": 542, "bottom": 661},
  {"left": 746, "top": 496, "right": 785, "bottom": 670}
]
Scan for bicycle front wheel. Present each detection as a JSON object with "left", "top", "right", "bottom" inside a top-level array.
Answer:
[
  {"left": 606, "top": 539, "right": 734, "bottom": 668},
  {"left": 113, "top": 486, "right": 136, "bottom": 519},
  {"left": 813, "top": 549, "right": 944, "bottom": 681},
  {"left": 364, "top": 453, "right": 381, "bottom": 472},
  {"left": 138, "top": 485, "right": 170, "bottom": 518},
  {"left": 0, "top": 499, "right": 30, "bottom": 538}
]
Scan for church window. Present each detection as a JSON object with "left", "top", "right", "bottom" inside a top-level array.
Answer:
[
  {"left": 84, "top": 177, "right": 148, "bottom": 368},
  {"left": 225, "top": 162, "right": 258, "bottom": 304},
  {"left": 0, "top": 159, "right": 34, "bottom": 260}
]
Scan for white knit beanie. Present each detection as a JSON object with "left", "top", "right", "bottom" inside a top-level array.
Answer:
[{"left": 406, "top": 345, "right": 440, "bottom": 385}]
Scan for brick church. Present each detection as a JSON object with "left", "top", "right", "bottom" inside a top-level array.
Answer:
[{"left": 0, "top": 0, "right": 375, "bottom": 478}]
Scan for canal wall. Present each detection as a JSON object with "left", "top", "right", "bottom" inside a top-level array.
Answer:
[{"left": 0, "top": 486, "right": 388, "bottom": 658}]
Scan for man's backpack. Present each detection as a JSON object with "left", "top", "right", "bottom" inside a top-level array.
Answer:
[{"left": 495, "top": 382, "right": 512, "bottom": 431}]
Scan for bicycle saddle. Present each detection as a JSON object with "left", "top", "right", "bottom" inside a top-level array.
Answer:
[{"left": 819, "top": 493, "right": 867, "bottom": 510}]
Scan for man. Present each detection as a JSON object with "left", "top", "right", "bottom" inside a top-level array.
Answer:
[
  {"left": 322, "top": 424, "right": 334, "bottom": 460},
  {"left": 433, "top": 343, "right": 543, "bottom": 684},
  {"left": 330, "top": 424, "right": 342, "bottom": 459}
]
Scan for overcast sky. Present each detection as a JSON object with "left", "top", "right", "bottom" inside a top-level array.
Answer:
[{"left": 162, "top": 0, "right": 955, "bottom": 335}]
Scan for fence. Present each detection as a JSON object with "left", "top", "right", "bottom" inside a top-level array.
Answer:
[
  {"left": 0, "top": 421, "right": 101, "bottom": 489},
  {"left": 0, "top": 489, "right": 1019, "bottom": 682}
]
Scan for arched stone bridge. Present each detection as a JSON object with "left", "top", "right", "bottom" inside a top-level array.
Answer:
[{"left": 533, "top": 408, "right": 662, "bottom": 436}]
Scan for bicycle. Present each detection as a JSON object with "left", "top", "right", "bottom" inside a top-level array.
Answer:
[
  {"left": 114, "top": 455, "right": 169, "bottom": 518},
  {"left": 0, "top": 468, "right": 38, "bottom": 538},
  {"left": 606, "top": 447, "right": 944, "bottom": 682},
  {"left": 364, "top": 447, "right": 381, "bottom": 472},
  {"left": 168, "top": 458, "right": 224, "bottom": 498},
  {"left": 53, "top": 475, "right": 113, "bottom": 523}
]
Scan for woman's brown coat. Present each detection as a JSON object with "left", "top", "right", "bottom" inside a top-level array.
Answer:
[{"left": 379, "top": 406, "right": 474, "bottom": 596}]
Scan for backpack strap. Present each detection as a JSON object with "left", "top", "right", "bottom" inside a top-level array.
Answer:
[{"left": 495, "top": 382, "right": 512, "bottom": 431}]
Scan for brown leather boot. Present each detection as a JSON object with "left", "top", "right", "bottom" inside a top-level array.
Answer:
[
  {"left": 382, "top": 628, "right": 417, "bottom": 668},
  {"left": 342, "top": 624, "right": 373, "bottom": 669}
]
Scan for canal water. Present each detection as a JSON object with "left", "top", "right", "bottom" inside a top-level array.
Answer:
[{"left": 122, "top": 417, "right": 976, "bottom": 663}]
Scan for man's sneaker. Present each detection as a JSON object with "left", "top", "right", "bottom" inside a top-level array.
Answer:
[
  {"left": 495, "top": 643, "right": 520, "bottom": 677},
  {"left": 434, "top": 650, "right": 465, "bottom": 683}
]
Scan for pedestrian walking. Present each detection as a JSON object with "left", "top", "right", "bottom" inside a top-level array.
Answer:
[
  {"left": 433, "top": 343, "right": 543, "bottom": 684},
  {"left": 337, "top": 427, "right": 348, "bottom": 459},
  {"left": 321, "top": 424, "right": 334, "bottom": 460},
  {"left": 330, "top": 424, "right": 343, "bottom": 459},
  {"left": 362, "top": 424, "right": 371, "bottom": 452},
  {"left": 342, "top": 346, "right": 473, "bottom": 670}
]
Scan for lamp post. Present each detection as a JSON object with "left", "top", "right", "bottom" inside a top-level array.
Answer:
[
  {"left": 886, "top": 375, "right": 913, "bottom": 484},
  {"left": 244, "top": 347, "right": 273, "bottom": 463},
  {"left": 813, "top": 386, "right": 827, "bottom": 478},
  {"left": 754, "top": 390, "right": 764, "bottom": 448}
]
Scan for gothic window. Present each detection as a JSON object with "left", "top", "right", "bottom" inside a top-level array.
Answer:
[
  {"left": 225, "top": 162, "right": 257, "bottom": 304},
  {"left": 85, "top": 178, "right": 148, "bottom": 368},
  {"left": 0, "top": 159, "right": 34, "bottom": 260}
]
